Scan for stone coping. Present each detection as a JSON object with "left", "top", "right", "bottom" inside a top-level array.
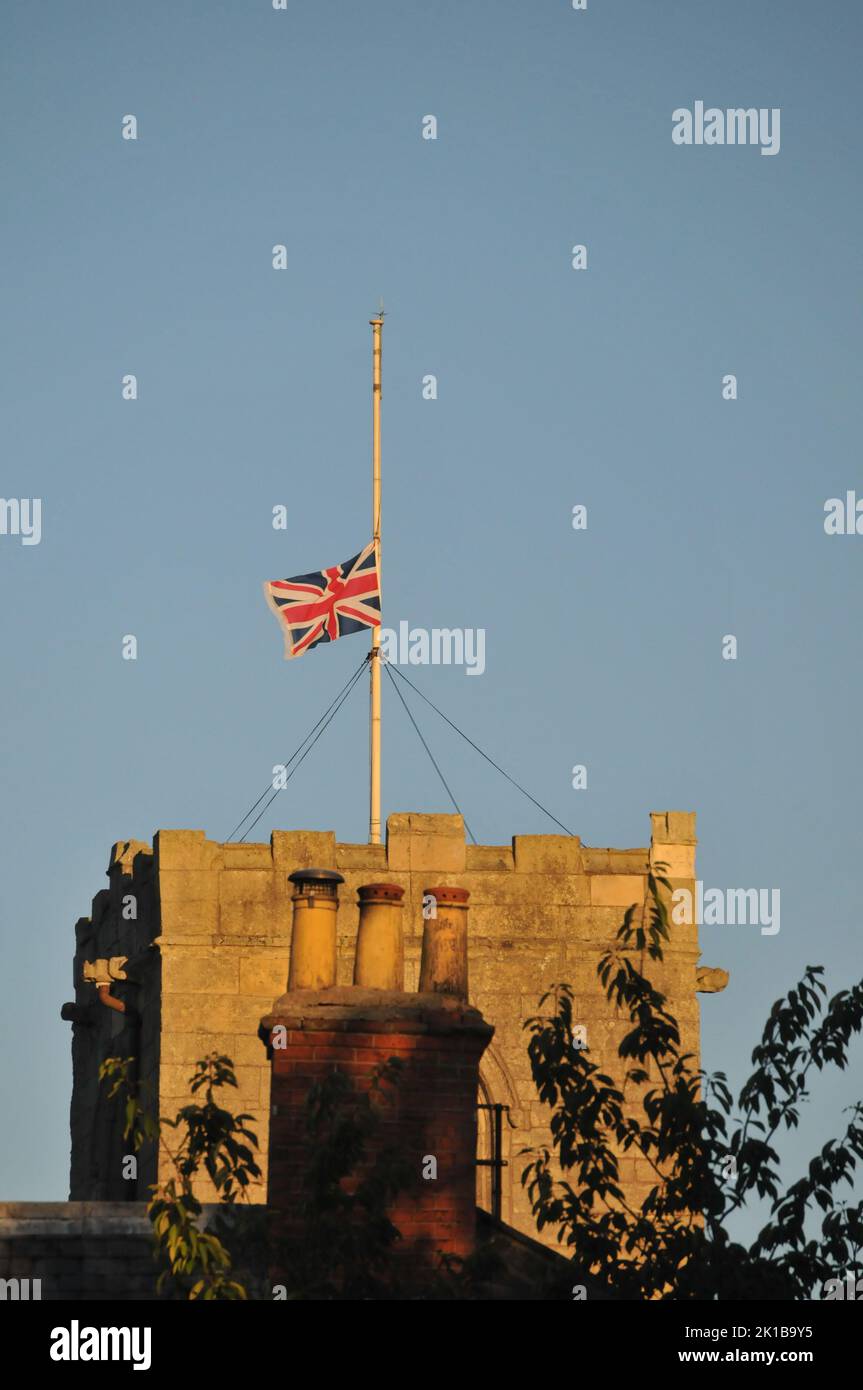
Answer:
[
  {"left": 259, "top": 986, "right": 493, "bottom": 1037},
  {"left": 0, "top": 1203, "right": 152, "bottom": 1237},
  {"left": 0, "top": 1202, "right": 237, "bottom": 1237}
]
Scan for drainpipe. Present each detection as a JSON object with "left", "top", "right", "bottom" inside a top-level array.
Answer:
[
  {"left": 97, "top": 982, "right": 140, "bottom": 1021},
  {"left": 60, "top": 1001, "right": 98, "bottom": 1025}
]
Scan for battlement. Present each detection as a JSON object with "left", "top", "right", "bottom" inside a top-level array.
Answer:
[{"left": 64, "top": 811, "right": 714, "bottom": 1242}]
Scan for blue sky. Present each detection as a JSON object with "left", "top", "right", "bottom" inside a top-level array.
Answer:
[{"left": 1, "top": 0, "right": 861, "bottom": 1244}]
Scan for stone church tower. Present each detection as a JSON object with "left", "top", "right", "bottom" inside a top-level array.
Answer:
[{"left": 62, "top": 810, "right": 725, "bottom": 1246}]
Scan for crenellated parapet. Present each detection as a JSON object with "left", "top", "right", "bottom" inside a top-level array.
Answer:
[{"left": 62, "top": 811, "right": 724, "bottom": 1242}]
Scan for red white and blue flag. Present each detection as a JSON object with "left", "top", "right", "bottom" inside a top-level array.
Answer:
[{"left": 263, "top": 540, "right": 381, "bottom": 660}]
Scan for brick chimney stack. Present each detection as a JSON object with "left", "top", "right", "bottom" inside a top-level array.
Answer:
[{"left": 260, "top": 880, "right": 492, "bottom": 1286}]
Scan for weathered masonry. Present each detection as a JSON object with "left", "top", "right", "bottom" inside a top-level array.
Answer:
[{"left": 62, "top": 811, "right": 726, "bottom": 1243}]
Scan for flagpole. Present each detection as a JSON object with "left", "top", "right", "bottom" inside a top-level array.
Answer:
[{"left": 369, "top": 311, "right": 383, "bottom": 844}]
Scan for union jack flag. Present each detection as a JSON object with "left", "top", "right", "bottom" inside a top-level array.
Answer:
[{"left": 263, "top": 540, "right": 381, "bottom": 659}]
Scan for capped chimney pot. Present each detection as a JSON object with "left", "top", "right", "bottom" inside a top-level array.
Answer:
[
  {"left": 354, "top": 883, "right": 405, "bottom": 989},
  {"left": 287, "top": 868, "right": 344, "bottom": 991},
  {"left": 288, "top": 867, "right": 344, "bottom": 898}
]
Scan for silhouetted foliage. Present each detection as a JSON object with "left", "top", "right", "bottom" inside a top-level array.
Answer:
[
  {"left": 274, "top": 1057, "right": 410, "bottom": 1298},
  {"left": 522, "top": 868, "right": 863, "bottom": 1299},
  {"left": 271, "top": 1059, "right": 511, "bottom": 1300},
  {"left": 105, "top": 1050, "right": 507, "bottom": 1299},
  {"left": 101, "top": 1052, "right": 261, "bottom": 1299}
]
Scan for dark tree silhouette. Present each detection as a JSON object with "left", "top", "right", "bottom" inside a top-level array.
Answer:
[{"left": 522, "top": 869, "right": 863, "bottom": 1299}]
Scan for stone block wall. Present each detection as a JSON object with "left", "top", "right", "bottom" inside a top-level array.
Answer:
[
  {"left": 0, "top": 1203, "right": 266, "bottom": 1301},
  {"left": 0, "top": 1203, "right": 156, "bottom": 1301},
  {"left": 65, "top": 840, "right": 161, "bottom": 1201},
  {"left": 65, "top": 810, "right": 712, "bottom": 1244}
]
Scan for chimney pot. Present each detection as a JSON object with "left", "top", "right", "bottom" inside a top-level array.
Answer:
[
  {"left": 288, "top": 867, "right": 344, "bottom": 898},
  {"left": 425, "top": 885, "right": 469, "bottom": 906},
  {"left": 287, "top": 868, "right": 344, "bottom": 991},
  {"left": 357, "top": 882, "right": 405, "bottom": 904},
  {"left": 353, "top": 883, "right": 405, "bottom": 989},
  {"left": 419, "top": 885, "right": 470, "bottom": 999}
]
